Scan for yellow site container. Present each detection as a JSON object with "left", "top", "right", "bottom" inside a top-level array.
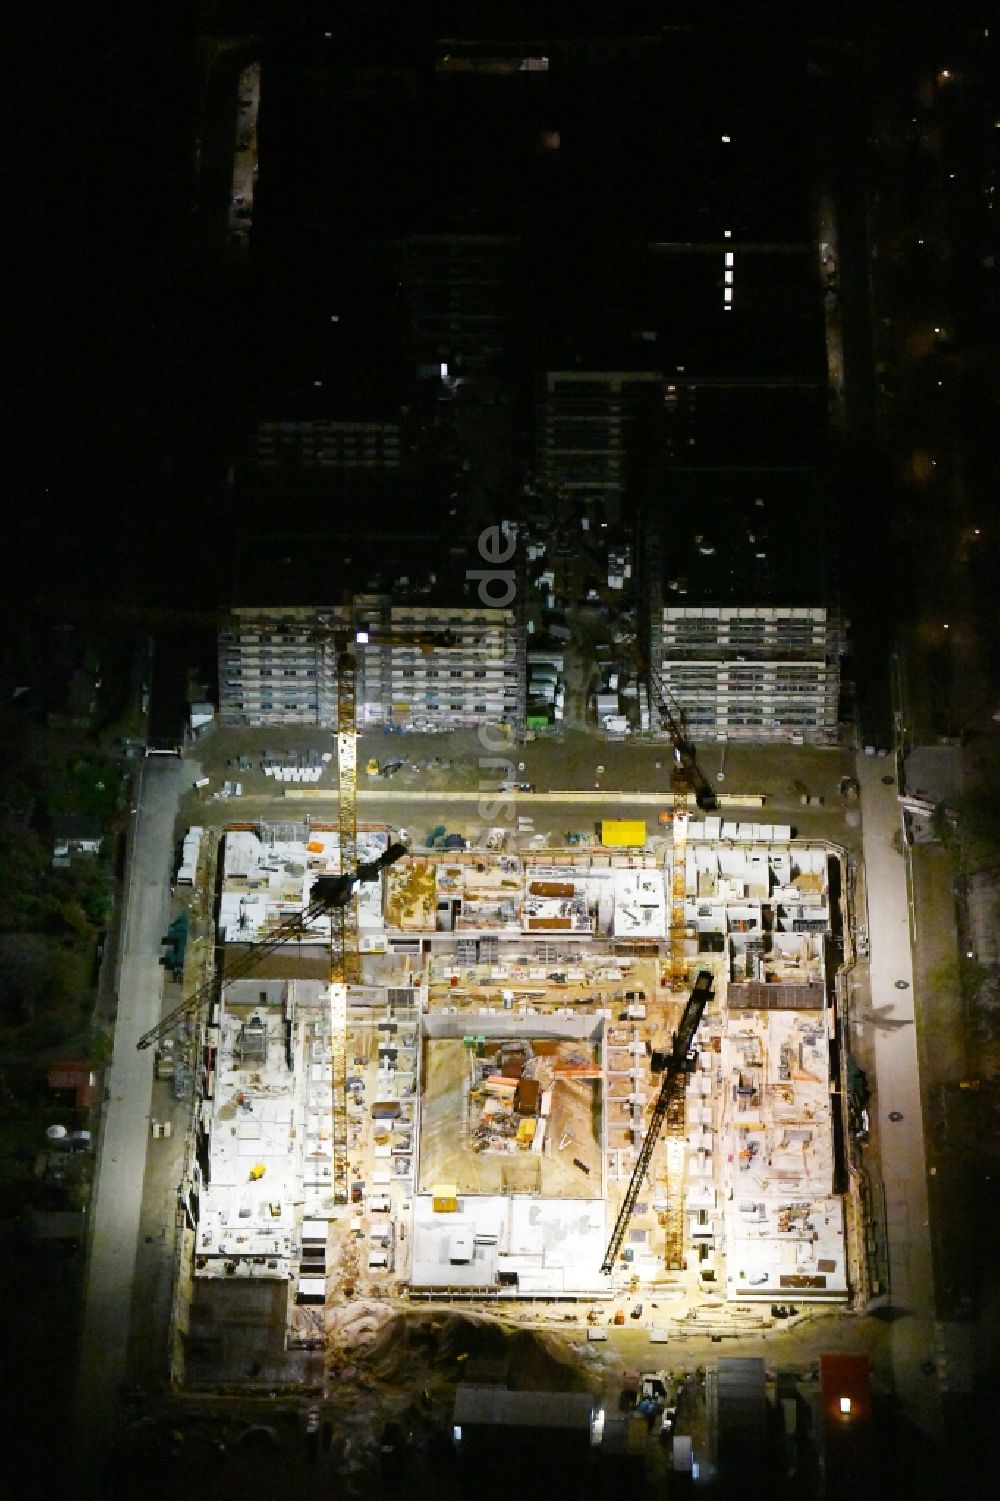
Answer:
[
  {"left": 517, "top": 1118, "right": 535, "bottom": 1142},
  {"left": 432, "top": 1182, "right": 458, "bottom": 1213},
  {"left": 600, "top": 819, "right": 647, "bottom": 848}
]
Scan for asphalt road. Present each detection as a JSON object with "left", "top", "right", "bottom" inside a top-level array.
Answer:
[
  {"left": 856, "top": 752, "right": 940, "bottom": 1437},
  {"left": 74, "top": 755, "right": 187, "bottom": 1482}
]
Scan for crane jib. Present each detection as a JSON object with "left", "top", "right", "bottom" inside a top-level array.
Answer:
[{"left": 599, "top": 971, "right": 713, "bottom": 1274}]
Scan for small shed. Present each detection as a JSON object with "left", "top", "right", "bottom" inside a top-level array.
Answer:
[
  {"left": 52, "top": 816, "right": 103, "bottom": 867},
  {"left": 47, "top": 1061, "right": 96, "bottom": 1109}
]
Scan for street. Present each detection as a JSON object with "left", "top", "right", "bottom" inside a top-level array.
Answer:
[
  {"left": 74, "top": 755, "right": 188, "bottom": 1478},
  {"left": 856, "top": 753, "right": 940, "bottom": 1437}
]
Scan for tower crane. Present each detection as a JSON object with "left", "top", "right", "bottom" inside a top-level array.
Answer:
[
  {"left": 622, "top": 643, "right": 717, "bottom": 987},
  {"left": 134, "top": 842, "right": 408, "bottom": 1054},
  {"left": 318, "top": 608, "right": 454, "bottom": 1200},
  {"left": 645, "top": 662, "right": 716, "bottom": 988},
  {"left": 601, "top": 969, "right": 713, "bottom": 1274},
  {"left": 118, "top": 596, "right": 451, "bottom": 1203},
  {"left": 47, "top": 593, "right": 456, "bottom": 1204}
]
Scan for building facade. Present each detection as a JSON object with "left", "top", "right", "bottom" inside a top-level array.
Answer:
[
  {"left": 401, "top": 234, "right": 521, "bottom": 379},
  {"left": 537, "top": 370, "right": 664, "bottom": 525},
  {"left": 218, "top": 600, "right": 521, "bottom": 730},
  {"left": 653, "top": 604, "right": 844, "bottom": 745}
]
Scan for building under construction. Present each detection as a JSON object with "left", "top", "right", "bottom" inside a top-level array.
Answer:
[
  {"left": 172, "top": 816, "right": 850, "bottom": 1383},
  {"left": 217, "top": 592, "right": 524, "bottom": 733}
]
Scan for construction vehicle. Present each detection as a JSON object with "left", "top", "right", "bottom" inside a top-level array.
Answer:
[{"left": 601, "top": 969, "right": 714, "bottom": 1274}]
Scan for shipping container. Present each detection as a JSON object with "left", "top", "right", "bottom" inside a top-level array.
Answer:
[
  {"left": 371, "top": 1100, "right": 402, "bottom": 1120},
  {"left": 671, "top": 1435, "right": 693, "bottom": 1472},
  {"left": 600, "top": 819, "right": 647, "bottom": 848}
]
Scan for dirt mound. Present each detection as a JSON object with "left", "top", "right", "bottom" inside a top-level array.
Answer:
[
  {"left": 363, "top": 1312, "right": 413, "bottom": 1379},
  {"left": 327, "top": 1298, "right": 394, "bottom": 1351},
  {"left": 501, "top": 1328, "right": 592, "bottom": 1392},
  {"left": 359, "top": 1311, "right": 591, "bottom": 1393}
]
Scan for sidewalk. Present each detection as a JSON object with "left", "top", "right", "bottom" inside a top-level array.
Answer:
[{"left": 856, "top": 753, "right": 941, "bottom": 1438}]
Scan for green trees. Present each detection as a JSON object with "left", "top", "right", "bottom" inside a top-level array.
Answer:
[{"left": 0, "top": 711, "right": 120, "bottom": 1041}]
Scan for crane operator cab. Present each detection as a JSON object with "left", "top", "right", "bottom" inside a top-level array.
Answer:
[{"left": 312, "top": 842, "right": 409, "bottom": 910}]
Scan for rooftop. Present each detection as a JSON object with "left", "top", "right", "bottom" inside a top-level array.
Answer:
[
  {"left": 196, "top": 980, "right": 333, "bottom": 1278},
  {"left": 718, "top": 1008, "right": 846, "bottom": 1299},
  {"left": 654, "top": 472, "right": 831, "bottom": 607}
]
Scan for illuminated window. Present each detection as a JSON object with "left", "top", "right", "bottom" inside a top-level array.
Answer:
[
  {"left": 725, "top": 270, "right": 734, "bottom": 285},
  {"left": 839, "top": 1397, "right": 852, "bottom": 1415},
  {"left": 725, "top": 251, "right": 734, "bottom": 267}
]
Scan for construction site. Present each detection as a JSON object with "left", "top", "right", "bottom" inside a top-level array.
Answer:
[{"left": 162, "top": 807, "right": 850, "bottom": 1388}]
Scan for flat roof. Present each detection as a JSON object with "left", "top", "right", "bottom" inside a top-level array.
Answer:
[
  {"left": 219, "top": 827, "right": 389, "bottom": 943},
  {"left": 454, "top": 1386, "right": 595, "bottom": 1430},
  {"left": 197, "top": 980, "right": 331, "bottom": 1278},
  {"left": 410, "top": 1194, "right": 608, "bottom": 1295},
  {"left": 654, "top": 472, "right": 830, "bottom": 607}
]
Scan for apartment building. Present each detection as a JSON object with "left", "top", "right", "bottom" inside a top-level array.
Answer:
[
  {"left": 536, "top": 371, "right": 665, "bottom": 525},
  {"left": 240, "top": 418, "right": 403, "bottom": 508},
  {"left": 218, "top": 599, "right": 522, "bottom": 731},
  {"left": 401, "top": 234, "right": 521, "bottom": 379},
  {"left": 653, "top": 604, "right": 844, "bottom": 745}
]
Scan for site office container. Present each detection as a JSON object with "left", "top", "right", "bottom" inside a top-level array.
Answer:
[
  {"left": 671, "top": 1435, "right": 693, "bottom": 1472},
  {"left": 600, "top": 819, "right": 647, "bottom": 848}
]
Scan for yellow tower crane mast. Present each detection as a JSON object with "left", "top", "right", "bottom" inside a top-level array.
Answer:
[
  {"left": 326, "top": 610, "right": 454, "bottom": 1202},
  {"left": 628, "top": 650, "right": 717, "bottom": 989}
]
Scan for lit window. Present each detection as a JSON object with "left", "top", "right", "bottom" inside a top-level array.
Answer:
[
  {"left": 725, "top": 252, "right": 734, "bottom": 267},
  {"left": 724, "top": 288, "right": 733, "bottom": 303},
  {"left": 839, "top": 1397, "right": 852, "bottom": 1415},
  {"left": 725, "top": 270, "right": 734, "bottom": 285}
]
